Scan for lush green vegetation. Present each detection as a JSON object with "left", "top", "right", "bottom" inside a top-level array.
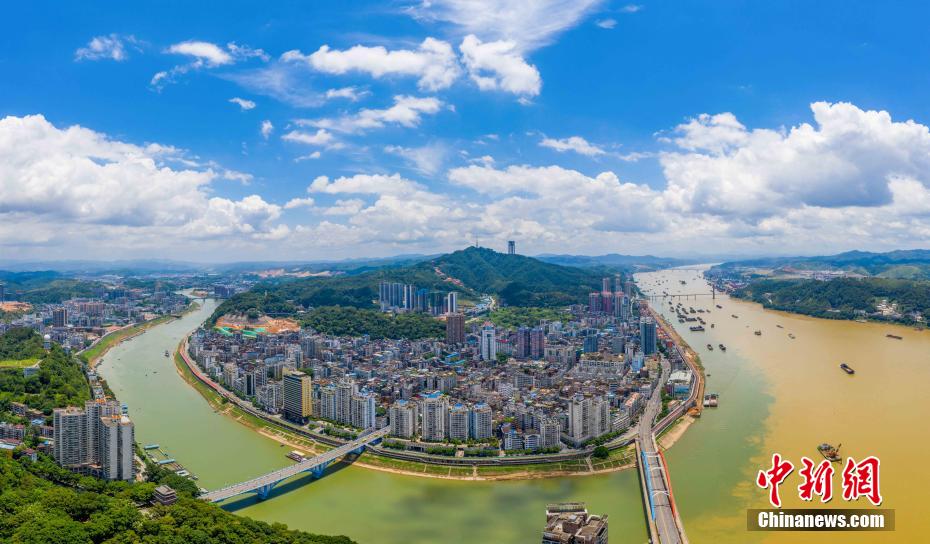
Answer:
[
  {"left": 432, "top": 247, "right": 604, "bottom": 307},
  {"left": 583, "top": 430, "right": 623, "bottom": 447},
  {"left": 301, "top": 306, "right": 444, "bottom": 339},
  {"left": 0, "top": 326, "right": 45, "bottom": 360},
  {"left": 424, "top": 445, "right": 457, "bottom": 456},
  {"left": 0, "top": 329, "right": 89, "bottom": 417},
  {"left": 210, "top": 247, "right": 613, "bottom": 324},
  {"left": 322, "top": 426, "right": 358, "bottom": 440},
  {"left": 734, "top": 277, "right": 930, "bottom": 322},
  {"left": 488, "top": 306, "right": 570, "bottom": 328},
  {"left": 0, "top": 271, "right": 105, "bottom": 304},
  {"left": 592, "top": 446, "right": 610, "bottom": 459},
  {"left": 209, "top": 262, "right": 465, "bottom": 323},
  {"left": 0, "top": 452, "right": 356, "bottom": 544},
  {"left": 709, "top": 249, "right": 930, "bottom": 280}
]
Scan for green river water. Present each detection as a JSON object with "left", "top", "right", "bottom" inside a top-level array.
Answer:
[{"left": 99, "top": 268, "right": 929, "bottom": 543}]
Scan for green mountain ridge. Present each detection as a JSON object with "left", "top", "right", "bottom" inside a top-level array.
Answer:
[
  {"left": 710, "top": 249, "right": 930, "bottom": 279},
  {"left": 211, "top": 247, "right": 615, "bottom": 322}
]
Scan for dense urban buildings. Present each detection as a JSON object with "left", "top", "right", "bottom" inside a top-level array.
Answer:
[
  {"left": 186, "top": 275, "right": 691, "bottom": 457},
  {"left": 378, "top": 281, "right": 458, "bottom": 315}
]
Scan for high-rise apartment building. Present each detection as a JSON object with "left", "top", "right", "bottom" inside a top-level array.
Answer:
[
  {"left": 320, "top": 384, "right": 336, "bottom": 420},
  {"left": 389, "top": 399, "right": 418, "bottom": 438},
  {"left": 54, "top": 404, "right": 135, "bottom": 481},
  {"left": 52, "top": 308, "right": 68, "bottom": 328},
  {"left": 282, "top": 370, "right": 312, "bottom": 423},
  {"left": 583, "top": 334, "right": 599, "bottom": 353},
  {"left": 529, "top": 327, "right": 546, "bottom": 359},
  {"left": 421, "top": 392, "right": 448, "bottom": 441},
  {"left": 446, "top": 313, "right": 465, "bottom": 344},
  {"left": 480, "top": 323, "right": 497, "bottom": 361},
  {"left": 99, "top": 415, "right": 134, "bottom": 481},
  {"left": 448, "top": 403, "right": 469, "bottom": 441},
  {"left": 515, "top": 327, "right": 531, "bottom": 359},
  {"left": 84, "top": 399, "right": 120, "bottom": 464},
  {"left": 335, "top": 380, "right": 356, "bottom": 424},
  {"left": 469, "top": 402, "right": 493, "bottom": 440},
  {"left": 640, "top": 317, "right": 657, "bottom": 356},
  {"left": 53, "top": 407, "right": 87, "bottom": 468},
  {"left": 539, "top": 417, "right": 562, "bottom": 449},
  {"left": 567, "top": 394, "right": 610, "bottom": 446},
  {"left": 351, "top": 390, "right": 377, "bottom": 430}
]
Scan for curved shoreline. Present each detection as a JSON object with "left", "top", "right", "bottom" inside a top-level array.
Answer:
[
  {"left": 80, "top": 300, "right": 200, "bottom": 369},
  {"left": 172, "top": 322, "right": 699, "bottom": 482}
]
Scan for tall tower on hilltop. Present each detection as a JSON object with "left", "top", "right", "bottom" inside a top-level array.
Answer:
[{"left": 508, "top": 240, "right": 516, "bottom": 255}]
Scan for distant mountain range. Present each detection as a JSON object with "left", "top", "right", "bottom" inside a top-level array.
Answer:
[
  {"left": 709, "top": 249, "right": 930, "bottom": 279},
  {"left": 537, "top": 253, "right": 694, "bottom": 270},
  {"left": 0, "top": 251, "right": 690, "bottom": 277}
]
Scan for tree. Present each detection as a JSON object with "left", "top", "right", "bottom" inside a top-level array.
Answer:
[{"left": 592, "top": 446, "right": 609, "bottom": 459}]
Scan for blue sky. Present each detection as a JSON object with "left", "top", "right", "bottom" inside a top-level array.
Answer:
[{"left": 3, "top": 1, "right": 930, "bottom": 262}]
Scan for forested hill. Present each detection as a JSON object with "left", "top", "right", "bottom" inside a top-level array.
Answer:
[
  {"left": 733, "top": 277, "right": 930, "bottom": 322},
  {"left": 211, "top": 247, "right": 612, "bottom": 321},
  {"left": 429, "top": 247, "right": 606, "bottom": 305},
  {"left": 710, "top": 249, "right": 930, "bottom": 279},
  {"left": 0, "top": 328, "right": 90, "bottom": 416},
  {"left": 0, "top": 270, "right": 105, "bottom": 304}
]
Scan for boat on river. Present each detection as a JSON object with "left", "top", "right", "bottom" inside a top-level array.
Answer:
[
  {"left": 788, "top": 333, "right": 796, "bottom": 339},
  {"left": 718, "top": 344, "right": 726, "bottom": 351},
  {"left": 706, "top": 344, "right": 714, "bottom": 351},
  {"left": 840, "top": 363, "right": 855, "bottom": 375},
  {"left": 732, "top": 314, "right": 739, "bottom": 318},
  {"left": 164, "top": 350, "right": 170, "bottom": 357},
  {"left": 690, "top": 325, "right": 705, "bottom": 332},
  {"left": 754, "top": 330, "right": 762, "bottom": 336},
  {"left": 818, "top": 443, "right": 842, "bottom": 462},
  {"left": 886, "top": 334, "right": 903, "bottom": 340}
]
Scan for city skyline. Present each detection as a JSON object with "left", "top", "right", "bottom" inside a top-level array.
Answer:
[{"left": 5, "top": 2, "right": 930, "bottom": 262}]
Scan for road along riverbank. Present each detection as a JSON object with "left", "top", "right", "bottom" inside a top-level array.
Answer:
[{"left": 80, "top": 300, "right": 201, "bottom": 368}]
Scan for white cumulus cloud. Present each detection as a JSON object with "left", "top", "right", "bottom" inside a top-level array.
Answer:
[
  {"left": 0, "top": 114, "right": 283, "bottom": 245},
  {"left": 540, "top": 135, "right": 606, "bottom": 156},
  {"left": 229, "top": 97, "right": 256, "bottom": 110},
  {"left": 459, "top": 35, "right": 541, "bottom": 96},
  {"left": 75, "top": 34, "right": 140, "bottom": 61},
  {"left": 260, "top": 120, "right": 274, "bottom": 139},
  {"left": 299, "top": 95, "right": 444, "bottom": 134},
  {"left": 285, "top": 38, "right": 461, "bottom": 91}
]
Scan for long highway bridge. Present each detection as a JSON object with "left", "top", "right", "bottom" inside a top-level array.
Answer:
[
  {"left": 633, "top": 303, "right": 701, "bottom": 544},
  {"left": 201, "top": 427, "right": 390, "bottom": 503}
]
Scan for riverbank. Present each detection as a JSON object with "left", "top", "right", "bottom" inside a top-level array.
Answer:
[
  {"left": 80, "top": 301, "right": 200, "bottom": 368},
  {"left": 172, "top": 335, "right": 693, "bottom": 481}
]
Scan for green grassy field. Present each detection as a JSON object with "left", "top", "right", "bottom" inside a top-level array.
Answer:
[{"left": 0, "top": 357, "right": 39, "bottom": 369}]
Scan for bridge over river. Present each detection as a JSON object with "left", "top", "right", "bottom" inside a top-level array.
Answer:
[{"left": 201, "top": 427, "right": 390, "bottom": 503}]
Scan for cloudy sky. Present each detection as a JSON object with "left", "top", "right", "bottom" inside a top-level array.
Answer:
[{"left": 3, "top": 1, "right": 930, "bottom": 262}]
